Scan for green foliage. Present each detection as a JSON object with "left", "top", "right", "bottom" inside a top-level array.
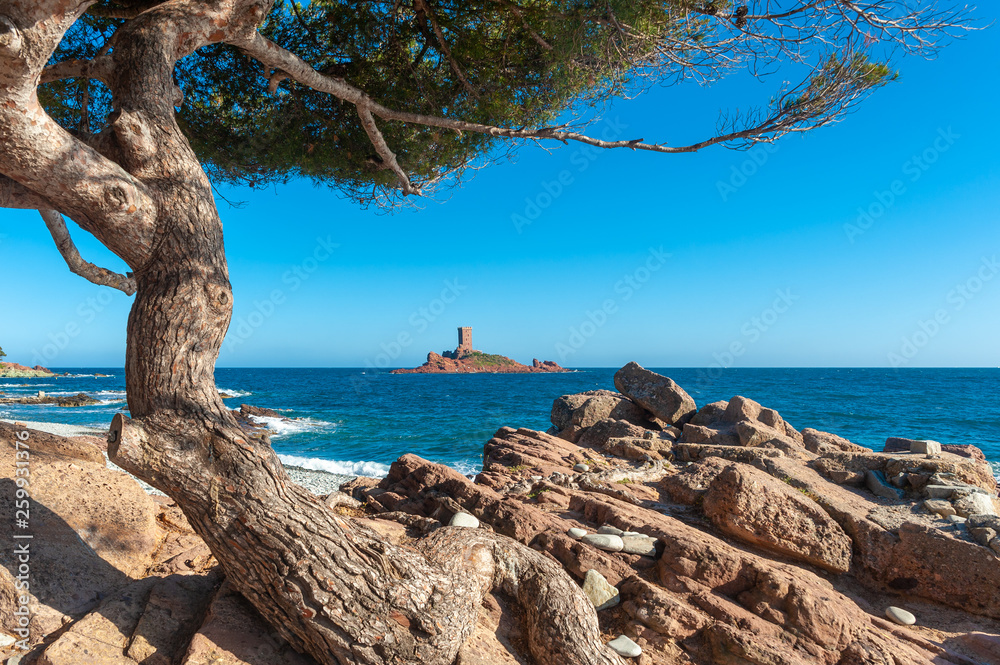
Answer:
[
  {"left": 0, "top": 346, "right": 6, "bottom": 359},
  {"left": 43, "top": 1, "right": 699, "bottom": 204},
  {"left": 464, "top": 351, "right": 514, "bottom": 368}
]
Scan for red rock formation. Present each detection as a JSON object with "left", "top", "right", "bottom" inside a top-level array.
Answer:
[{"left": 391, "top": 350, "right": 568, "bottom": 374}]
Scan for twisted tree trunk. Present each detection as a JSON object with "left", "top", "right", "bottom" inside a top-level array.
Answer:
[{"left": 0, "top": 1, "right": 623, "bottom": 663}]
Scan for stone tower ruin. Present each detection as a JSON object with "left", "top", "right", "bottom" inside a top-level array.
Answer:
[{"left": 457, "top": 326, "right": 473, "bottom": 353}]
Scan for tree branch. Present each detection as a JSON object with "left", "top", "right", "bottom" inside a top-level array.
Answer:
[
  {"left": 356, "top": 103, "right": 418, "bottom": 196},
  {"left": 40, "top": 209, "right": 137, "bottom": 295},
  {"left": 41, "top": 55, "right": 114, "bottom": 85}
]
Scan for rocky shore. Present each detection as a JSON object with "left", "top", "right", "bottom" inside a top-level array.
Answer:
[
  {"left": 0, "top": 362, "right": 55, "bottom": 379},
  {"left": 3, "top": 363, "right": 1000, "bottom": 665},
  {"left": 392, "top": 350, "right": 567, "bottom": 374},
  {"left": 0, "top": 392, "right": 100, "bottom": 407}
]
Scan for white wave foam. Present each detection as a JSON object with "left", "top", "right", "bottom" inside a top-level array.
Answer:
[
  {"left": 278, "top": 453, "right": 390, "bottom": 478},
  {"left": 218, "top": 388, "right": 252, "bottom": 398},
  {"left": 249, "top": 414, "right": 336, "bottom": 437},
  {"left": 1, "top": 383, "right": 55, "bottom": 388},
  {"left": 450, "top": 460, "right": 482, "bottom": 478}
]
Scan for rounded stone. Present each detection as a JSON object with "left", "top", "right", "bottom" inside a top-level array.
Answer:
[
  {"left": 449, "top": 512, "right": 480, "bottom": 528},
  {"left": 582, "top": 570, "right": 620, "bottom": 611},
  {"left": 622, "top": 531, "right": 645, "bottom": 537},
  {"left": 597, "top": 525, "right": 624, "bottom": 536},
  {"left": 581, "top": 533, "right": 624, "bottom": 552},
  {"left": 573, "top": 463, "right": 589, "bottom": 473},
  {"left": 621, "top": 536, "right": 657, "bottom": 557},
  {"left": 947, "top": 514, "right": 967, "bottom": 524},
  {"left": 568, "top": 527, "right": 587, "bottom": 540},
  {"left": 885, "top": 606, "right": 916, "bottom": 626},
  {"left": 608, "top": 635, "right": 642, "bottom": 658}
]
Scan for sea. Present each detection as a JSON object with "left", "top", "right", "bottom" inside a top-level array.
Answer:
[{"left": 2, "top": 367, "right": 998, "bottom": 480}]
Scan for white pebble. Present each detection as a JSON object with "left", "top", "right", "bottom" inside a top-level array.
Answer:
[
  {"left": 573, "top": 462, "right": 589, "bottom": 472},
  {"left": 449, "top": 512, "right": 480, "bottom": 528},
  {"left": 885, "top": 606, "right": 916, "bottom": 626},
  {"left": 608, "top": 635, "right": 642, "bottom": 658}
]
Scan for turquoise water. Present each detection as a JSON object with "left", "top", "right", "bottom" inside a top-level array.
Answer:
[{"left": 2, "top": 367, "right": 998, "bottom": 477}]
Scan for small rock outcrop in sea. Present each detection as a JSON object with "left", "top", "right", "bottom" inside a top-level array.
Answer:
[
  {"left": 390, "top": 326, "right": 567, "bottom": 374},
  {"left": 0, "top": 361, "right": 56, "bottom": 378},
  {"left": 5, "top": 364, "right": 1000, "bottom": 665},
  {"left": 0, "top": 391, "right": 100, "bottom": 407}
]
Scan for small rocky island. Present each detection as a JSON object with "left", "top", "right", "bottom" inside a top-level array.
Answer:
[
  {"left": 0, "top": 361, "right": 56, "bottom": 378},
  {"left": 392, "top": 327, "right": 568, "bottom": 374},
  {"left": 391, "top": 326, "right": 569, "bottom": 374}
]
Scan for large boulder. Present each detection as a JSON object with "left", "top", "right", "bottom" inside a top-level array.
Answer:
[
  {"left": 701, "top": 462, "right": 853, "bottom": 573},
  {"left": 550, "top": 390, "right": 651, "bottom": 441},
  {"left": 613, "top": 362, "right": 696, "bottom": 426}
]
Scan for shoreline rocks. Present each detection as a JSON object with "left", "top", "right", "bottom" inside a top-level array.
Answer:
[{"left": 5, "top": 362, "right": 1000, "bottom": 665}]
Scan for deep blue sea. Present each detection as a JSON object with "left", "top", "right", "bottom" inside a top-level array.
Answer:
[{"left": 2, "top": 368, "right": 998, "bottom": 478}]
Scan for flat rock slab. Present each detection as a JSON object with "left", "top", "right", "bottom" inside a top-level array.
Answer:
[
  {"left": 608, "top": 635, "right": 642, "bottom": 658},
  {"left": 621, "top": 536, "right": 657, "bottom": 557},
  {"left": 581, "top": 534, "right": 624, "bottom": 552},
  {"left": 924, "top": 485, "right": 957, "bottom": 499},
  {"left": 885, "top": 606, "right": 916, "bottom": 626},
  {"left": 923, "top": 499, "right": 956, "bottom": 517},
  {"left": 582, "top": 570, "right": 619, "bottom": 611}
]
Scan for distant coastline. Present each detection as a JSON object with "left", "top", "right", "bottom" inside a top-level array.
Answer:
[{"left": 0, "top": 361, "right": 56, "bottom": 378}]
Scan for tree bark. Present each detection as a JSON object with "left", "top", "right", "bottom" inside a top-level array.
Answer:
[{"left": 0, "top": 1, "right": 623, "bottom": 662}]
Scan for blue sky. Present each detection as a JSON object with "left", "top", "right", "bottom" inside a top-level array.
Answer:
[{"left": 2, "top": 8, "right": 998, "bottom": 369}]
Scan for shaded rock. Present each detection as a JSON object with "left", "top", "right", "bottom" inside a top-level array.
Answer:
[
  {"left": 582, "top": 570, "right": 619, "bottom": 611},
  {"left": 659, "top": 456, "right": 730, "bottom": 505},
  {"left": 680, "top": 423, "right": 740, "bottom": 447},
  {"left": 701, "top": 462, "right": 852, "bottom": 573},
  {"left": 597, "top": 525, "right": 624, "bottom": 536},
  {"left": 689, "top": 401, "right": 728, "bottom": 427},
  {"left": 181, "top": 581, "right": 318, "bottom": 665},
  {"left": 613, "top": 362, "right": 696, "bottom": 426},
  {"left": 126, "top": 573, "right": 222, "bottom": 665},
  {"left": 829, "top": 470, "right": 865, "bottom": 485},
  {"left": 0, "top": 429, "right": 159, "bottom": 643},
  {"left": 38, "top": 577, "right": 159, "bottom": 665},
  {"left": 551, "top": 390, "right": 653, "bottom": 442},
  {"left": 673, "top": 443, "right": 783, "bottom": 465},
  {"left": 865, "top": 469, "right": 903, "bottom": 500},
  {"left": 577, "top": 418, "right": 650, "bottom": 449}
]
